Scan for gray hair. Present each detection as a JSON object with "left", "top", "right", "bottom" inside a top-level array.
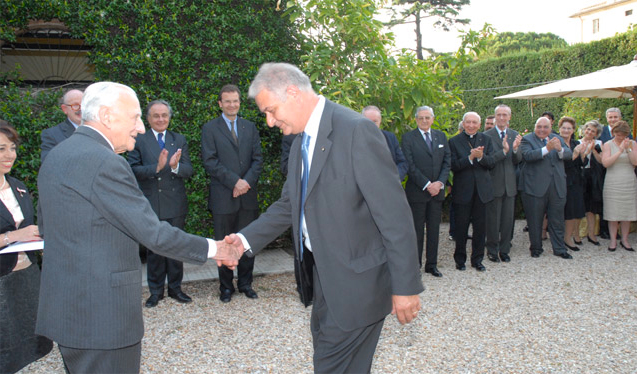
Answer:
[
  {"left": 462, "top": 111, "right": 481, "bottom": 123},
  {"left": 494, "top": 104, "right": 511, "bottom": 114},
  {"left": 415, "top": 106, "right": 434, "bottom": 117},
  {"left": 584, "top": 119, "right": 604, "bottom": 138},
  {"left": 81, "top": 82, "right": 138, "bottom": 124},
  {"left": 146, "top": 99, "right": 173, "bottom": 118},
  {"left": 361, "top": 105, "right": 381, "bottom": 116},
  {"left": 248, "top": 63, "right": 314, "bottom": 101},
  {"left": 606, "top": 107, "right": 622, "bottom": 117},
  {"left": 458, "top": 121, "right": 464, "bottom": 131}
]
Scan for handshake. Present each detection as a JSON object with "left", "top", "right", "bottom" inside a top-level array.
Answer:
[{"left": 212, "top": 233, "right": 245, "bottom": 269}]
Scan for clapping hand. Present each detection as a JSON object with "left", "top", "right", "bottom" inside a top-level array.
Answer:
[
  {"left": 502, "top": 134, "right": 510, "bottom": 153},
  {"left": 169, "top": 148, "right": 182, "bottom": 169},
  {"left": 513, "top": 134, "right": 522, "bottom": 151},
  {"left": 470, "top": 146, "right": 484, "bottom": 160}
]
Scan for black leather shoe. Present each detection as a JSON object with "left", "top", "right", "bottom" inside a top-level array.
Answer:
[
  {"left": 471, "top": 263, "right": 486, "bottom": 271},
  {"left": 621, "top": 242, "right": 635, "bottom": 252},
  {"left": 600, "top": 232, "right": 610, "bottom": 239},
  {"left": 220, "top": 289, "right": 233, "bottom": 303},
  {"left": 531, "top": 252, "right": 540, "bottom": 258},
  {"left": 587, "top": 236, "right": 600, "bottom": 246},
  {"left": 239, "top": 287, "right": 259, "bottom": 299},
  {"left": 499, "top": 253, "right": 510, "bottom": 262},
  {"left": 145, "top": 294, "right": 163, "bottom": 308},
  {"left": 487, "top": 254, "right": 500, "bottom": 263},
  {"left": 425, "top": 267, "right": 443, "bottom": 277},
  {"left": 555, "top": 252, "right": 573, "bottom": 259},
  {"left": 565, "top": 243, "right": 580, "bottom": 252},
  {"left": 168, "top": 290, "right": 192, "bottom": 304},
  {"left": 455, "top": 263, "right": 466, "bottom": 271}
]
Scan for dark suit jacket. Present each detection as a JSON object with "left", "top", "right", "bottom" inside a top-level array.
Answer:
[
  {"left": 127, "top": 130, "right": 193, "bottom": 219},
  {"left": 0, "top": 177, "right": 38, "bottom": 277},
  {"left": 484, "top": 127, "right": 523, "bottom": 198},
  {"left": 600, "top": 125, "right": 632, "bottom": 143},
  {"left": 40, "top": 118, "right": 76, "bottom": 162},
  {"left": 36, "top": 126, "right": 209, "bottom": 350},
  {"left": 449, "top": 132, "right": 496, "bottom": 204},
  {"left": 402, "top": 128, "right": 450, "bottom": 203},
  {"left": 201, "top": 116, "right": 263, "bottom": 214},
  {"left": 519, "top": 133, "right": 572, "bottom": 198},
  {"left": 240, "top": 100, "right": 423, "bottom": 331},
  {"left": 381, "top": 130, "right": 409, "bottom": 181}
]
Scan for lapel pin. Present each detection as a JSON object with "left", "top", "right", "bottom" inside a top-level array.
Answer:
[{"left": 321, "top": 147, "right": 325, "bottom": 151}]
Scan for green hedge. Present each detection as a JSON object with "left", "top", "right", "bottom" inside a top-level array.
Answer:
[
  {"left": 0, "top": 0, "right": 300, "bottom": 236},
  {"left": 458, "top": 28, "right": 637, "bottom": 132}
]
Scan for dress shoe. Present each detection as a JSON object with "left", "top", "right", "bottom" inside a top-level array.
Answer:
[
  {"left": 455, "top": 263, "right": 466, "bottom": 271},
  {"left": 168, "top": 290, "right": 192, "bottom": 304},
  {"left": 587, "top": 236, "right": 600, "bottom": 246},
  {"left": 608, "top": 246, "right": 617, "bottom": 252},
  {"left": 219, "top": 289, "right": 233, "bottom": 303},
  {"left": 448, "top": 235, "right": 455, "bottom": 241},
  {"left": 565, "top": 243, "right": 580, "bottom": 252},
  {"left": 471, "top": 263, "right": 486, "bottom": 272},
  {"left": 573, "top": 238, "right": 583, "bottom": 245},
  {"left": 144, "top": 294, "right": 163, "bottom": 308},
  {"left": 239, "top": 287, "right": 259, "bottom": 299},
  {"left": 523, "top": 225, "right": 529, "bottom": 232},
  {"left": 499, "top": 253, "right": 510, "bottom": 262},
  {"left": 425, "top": 267, "right": 443, "bottom": 277},
  {"left": 531, "top": 251, "right": 540, "bottom": 258},
  {"left": 600, "top": 232, "right": 610, "bottom": 240},
  {"left": 621, "top": 242, "right": 635, "bottom": 252},
  {"left": 487, "top": 254, "right": 500, "bottom": 263},
  {"left": 554, "top": 252, "right": 573, "bottom": 259}
]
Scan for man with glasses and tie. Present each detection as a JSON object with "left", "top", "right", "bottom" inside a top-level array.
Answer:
[
  {"left": 484, "top": 104, "right": 523, "bottom": 263},
  {"left": 402, "top": 106, "right": 450, "bottom": 278},
  {"left": 41, "top": 89, "right": 83, "bottom": 162},
  {"left": 201, "top": 84, "right": 263, "bottom": 303},
  {"left": 128, "top": 100, "right": 195, "bottom": 307}
]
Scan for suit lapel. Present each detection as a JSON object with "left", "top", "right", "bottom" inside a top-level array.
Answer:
[
  {"left": 305, "top": 102, "right": 333, "bottom": 199},
  {"left": 144, "top": 131, "right": 162, "bottom": 159},
  {"left": 219, "top": 118, "right": 239, "bottom": 150},
  {"left": 62, "top": 119, "right": 76, "bottom": 138}
]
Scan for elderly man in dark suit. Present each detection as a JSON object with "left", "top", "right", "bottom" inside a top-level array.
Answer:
[
  {"left": 225, "top": 63, "right": 423, "bottom": 373},
  {"left": 449, "top": 112, "right": 496, "bottom": 272},
  {"left": 36, "top": 82, "right": 240, "bottom": 374},
  {"left": 361, "top": 105, "right": 409, "bottom": 181},
  {"left": 202, "top": 84, "right": 263, "bottom": 303},
  {"left": 402, "top": 105, "right": 450, "bottom": 277},
  {"left": 40, "top": 89, "right": 83, "bottom": 162},
  {"left": 519, "top": 116, "right": 573, "bottom": 259},
  {"left": 484, "top": 104, "right": 523, "bottom": 263},
  {"left": 128, "top": 100, "right": 194, "bottom": 307}
]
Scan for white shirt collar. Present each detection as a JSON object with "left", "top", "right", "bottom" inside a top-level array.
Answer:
[
  {"left": 151, "top": 128, "right": 166, "bottom": 141},
  {"left": 302, "top": 95, "right": 326, "bottom": 168}
]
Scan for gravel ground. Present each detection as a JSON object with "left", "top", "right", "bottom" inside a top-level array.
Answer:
[{"left": 20, "top": 221, "right": 637, "bottom": 373}]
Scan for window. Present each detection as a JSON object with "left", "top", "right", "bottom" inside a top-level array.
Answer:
[
  {"left": 593, "top": 18, "right": 600, "bottom": 34},
  {"left": 626, "top": 9, "right": 633, "bottom": 16}
]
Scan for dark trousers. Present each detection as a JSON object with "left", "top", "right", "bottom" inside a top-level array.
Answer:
[
  {"left": 486, "top": 195, "right": 515, "bottom": 256},
  {"left": 522, "top": 179, "right": 567, "bottom": 255},
  {"left": 409, "top": 199, "right": 443, "bottom": 269},
  {"left": 453, "top": 193, "right": 486, "bottom": 266},
  {"left": 213, "top": 209, "right": 258, "bottom": 292},
  {"left": 146, "top": 215, "right": 185, "bottom": 295},
  {"left": 310, "top": 265, "right": 384, "bottom": 374},
  {"left": 59, "top": 341, "right": 141, "bottom": 374}
]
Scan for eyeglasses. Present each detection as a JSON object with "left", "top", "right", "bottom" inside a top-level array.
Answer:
[{"left": 63, "top": 103, "right": 81, "bottom": 111}]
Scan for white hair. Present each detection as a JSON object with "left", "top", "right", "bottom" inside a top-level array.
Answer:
[
  {"left": 462, "top": 111, "right": 481, "bottom": 123},
  {"left": 248, "top": 63, "right": 314, "bottom": 101},
  {"left": 81, "top": 82, "right": 138, "bottom": 124}
]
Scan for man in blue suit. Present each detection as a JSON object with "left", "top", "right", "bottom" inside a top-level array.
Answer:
[{"left": 361, "top": 105, "right": 408, "bottom": 181}]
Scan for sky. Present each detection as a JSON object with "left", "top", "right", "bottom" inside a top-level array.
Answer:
[{"left": 389, "top": 0, "right": 596, "bottom": 54}]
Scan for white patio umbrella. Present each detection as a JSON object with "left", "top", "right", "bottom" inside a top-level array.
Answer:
[{"left": 495, "top": 57, "right": 637, "bottom": 136}]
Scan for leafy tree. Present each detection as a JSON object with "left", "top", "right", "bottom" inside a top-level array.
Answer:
[
  {"left": 388, "top": 0, "right": 470, "bottom": 59},
  {"left": 481, "top": 31, "right": 568, "bottom": 58}
]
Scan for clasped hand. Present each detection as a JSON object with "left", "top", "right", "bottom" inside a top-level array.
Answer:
[{"left": 214, "top": 234, "right": 246, "bottom": 269}]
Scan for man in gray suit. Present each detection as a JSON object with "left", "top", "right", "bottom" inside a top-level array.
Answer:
[
  {"left": 519, "top": 117, "right": 573, "bottom": 259},
  {"left": 484, "top": 104, "right": 522, "bottom": 263},
  {"left": 227, "top": 63, "right": 423, "bottom": 373},
  {"left": 128, "top": 100, "right": 194, "bottom": 307},
  {"left": 40, "top": 89, "right": 83, "bottom": 162},
  {"left": 202, "top": 84, "right": 263, "bottom": 303},
  {"left": 36, "top": 82, "right": 240, "bottom": 374}
]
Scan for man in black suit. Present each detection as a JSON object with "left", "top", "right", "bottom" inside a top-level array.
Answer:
[
  {"left": 226, "top": 62, "right": 422, "bottom": 373},
  {"left": 361, "top": 105, "right": 408, "bottom": 181},
  {"left": 201, "top": 84, "right": 263, "bottom": 303},
  {"left": 402, "top": 105, "right": 450, "bottom": 277},
  {"left": 449, "top": 112, "right": 496, "bottom": 272},
  {"left": 40, "top": 89, "right": 83, "bottom": 162},
  {"left": 128, "top": 100, "right": 194, "bottom": 307}
]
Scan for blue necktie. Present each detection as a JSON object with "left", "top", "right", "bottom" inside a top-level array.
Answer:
[
  {"left": 157, "top": 133, "right": 165, "bottom": 149},
  {"left": 500, "top": 131, "right": 506, "bottom": 140},
  {"left": 425, "top": 132, "right": 432, "bottom": 150},
  {"left": 299, "top": 133, "right": 311, "bottom": 261}
]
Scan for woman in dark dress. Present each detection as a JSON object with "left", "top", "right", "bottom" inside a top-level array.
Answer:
[
  {"left": 559, "top": 116, "right": 585, "bottom": 251},
  {"left": 578, "top": 120, "right": 604, "bottom": 245},
  {"left": 0, "top": 120, "right": 52, "bottom": 373}
]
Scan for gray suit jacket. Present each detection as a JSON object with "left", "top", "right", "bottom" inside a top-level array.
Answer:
[
  {"left": 519, "top": 133, "right": 572, "bottom": 199},
  {"left": 402, "top": 128, "right": 451, "bottom": 203},
  {"left": 40, "top": 118, "right": 76, "bottom": 162},
  {"left": 201, "top": 116, "right": 263, "bottom": 214},
  {"left": 484, "top": 127, "right": 523, "bottom": 198},
  {"left": 36, "top": 126, "right": 209, "bottom": 350},
  {"left": 240, "top": 100, "right": 423, "bottom": 331},
  {"left": 127, "top": 130, "right": 193, "bottom": 219}
]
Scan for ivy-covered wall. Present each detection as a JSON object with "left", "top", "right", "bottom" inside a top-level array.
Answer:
[
  {"left": 1, "top": 0, "right": 300, "bottom": 236},
  {"left": 458, "top": 28, "right": 637, "bottom": 132}
]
